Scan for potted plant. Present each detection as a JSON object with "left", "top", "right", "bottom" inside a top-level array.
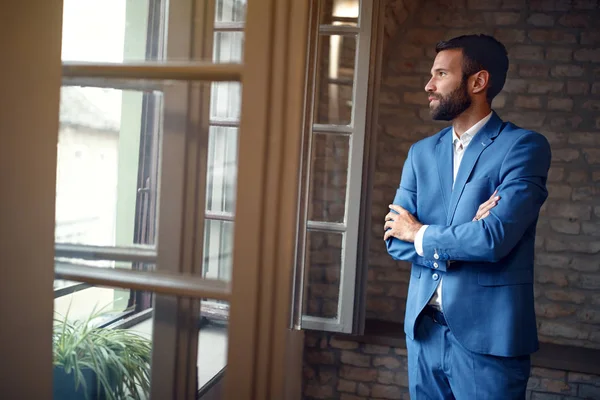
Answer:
[{"left": 53, "top": 308, "right": 152, "bottom": 400}]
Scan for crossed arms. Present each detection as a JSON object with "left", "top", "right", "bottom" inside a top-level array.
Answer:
[{"left": 384, "top": 132, "right": 551, "bottom": 266}]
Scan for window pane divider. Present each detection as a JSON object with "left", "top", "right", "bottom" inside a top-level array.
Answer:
[
  {"left": 318, "top": 25, "right": 360, "bottom": 35},
  {"left": 210, "top": 118, "right": 240, "bottom": 127},
  {"left": 62, "top": 61, "right": 243, "bottom": 82},
  {"left": 327, "top": 77, "right": 353, "bottom": 85},
  {"left": 55, "top": 243, "right": 157, "bottom": 263},
  {"left": 108, "top": 308, "right": 154, "bottom": 330},
  {"left": 205, "top": 211, "right": 235, "bottom": 221},
  {"left": 307, "top": 220, "right": 346, "bottom": 233},
  {"left": 214, "top": 21, "right": 245, "bottom": 31},
  {"left": 312, "top": 124, "right": 353, "bottom": 135},
  {"left": 53, "top": 281, "right": 93, "bottom": 298},
  {"left": 328, "top": 16, "right": 359, "bottom": 24},
  {"left": 55, "top": 262, "right": 230, "bottom": 300}
]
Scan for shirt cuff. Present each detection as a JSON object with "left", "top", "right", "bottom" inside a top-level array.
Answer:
[{"left": 414, "top": 225, "right": 428, "bottom": 256}]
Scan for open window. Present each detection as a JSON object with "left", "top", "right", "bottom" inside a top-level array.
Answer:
[
  {"left": 54, "top": 0, "right": 242, "bottom": 395},
  {"left": 296, "top": 0, "right": 380, "bottom": 334}
]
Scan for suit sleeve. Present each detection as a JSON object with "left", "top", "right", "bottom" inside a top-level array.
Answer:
[
  {"left": 385, "top": 145, "right": 430, "bottom": 267},
  {"left": 421, "top": 132, "right": 551, "bottom": 263}
]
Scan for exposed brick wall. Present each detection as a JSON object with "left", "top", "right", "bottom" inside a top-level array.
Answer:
[
  {"left": 304, "top": 332, "right": 410, "bottom": 400},
  {"left": 303, "top": 332, "right": 600, "bottom": 400},
  {"left": 303, "top": 0, "right": 600, "bottom": 398},
  {"left": 306, "top": 230, "right": 344, "bottom": 318}
]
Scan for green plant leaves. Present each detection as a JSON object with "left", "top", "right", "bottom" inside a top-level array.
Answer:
[{"left": 53, "top": 306, "right": 152, "bottom": 399}]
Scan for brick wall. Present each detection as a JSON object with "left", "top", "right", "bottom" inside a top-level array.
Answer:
[
  {"left": 303, "top": 0, "right": 600, "bottom": 398},
  {"left": 304, "top": 332, "right": 410, "bottom": 400},
  {"left": 303, "top": 331, "right": 600, "bottom": 400}
]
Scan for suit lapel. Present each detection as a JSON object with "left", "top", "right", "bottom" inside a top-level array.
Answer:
[
  {"left": 446, "top": 112, "right": 503, "bottom": 225},
  {"left": 435, "top": 128, "right": 453, "bottom": 221}
]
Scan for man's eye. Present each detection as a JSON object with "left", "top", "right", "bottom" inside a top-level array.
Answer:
[{"left": 439, "top": 71, "right": 446, "bottom": 77}]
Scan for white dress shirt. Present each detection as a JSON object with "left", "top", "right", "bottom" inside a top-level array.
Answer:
[{"left": 414, "top": 112, "right": 493, "bottom": 310}]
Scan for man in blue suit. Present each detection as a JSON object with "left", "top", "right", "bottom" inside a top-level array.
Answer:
[{"left": 383, "top": 34, "right": 551, "bottom": 399}]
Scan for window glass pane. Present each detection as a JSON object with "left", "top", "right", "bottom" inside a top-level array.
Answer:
[
  {"left": 210, "top": 84, "right": 241, "bottom": 122},
  {"left": 314, "top": 34, "right": 356, "bottom": 126},
  {"left": 197, "top": 301, "right": 229, "bottom": 391},
  {"left": 203, "top": 220, "right": 234, "bottom": 282},
  {"left": 308, "top": 134, "right": 349, "bottom": 223},
  {"left": 53, "top": 280, "right": 154, "bottom": 399},
  {"left": 56, "top": 86, "right": 160, "bottom": 247},
  {"left": 303, "top": 231, "right": 343, "bottom": 319},
  {"left": 215, "top": 0, "right": 247, "bottom": 23},
  {"left": 320, "top": 0, "right": 359, "bottom": 26},
  {"left": 61, "top": 0, "right": 159, "bottom": 63},
  {"left": 213, "top": 31, "right": 244, "bottom": 63},
  {"left": 206, "top": 127, "right": 238, "bottom": 214},
  {"left": 211, "top": 31, "right": 244, "bottom": 120}
]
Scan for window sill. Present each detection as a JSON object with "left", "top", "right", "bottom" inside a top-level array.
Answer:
[{"left": 333, "top": 319, "right": 600, "bottom": 376}]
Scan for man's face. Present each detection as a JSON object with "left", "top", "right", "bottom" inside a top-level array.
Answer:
[{"left": 425, "top": 49, "right": 472, "bottom": 121}]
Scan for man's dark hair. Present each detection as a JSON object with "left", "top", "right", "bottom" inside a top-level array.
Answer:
[{"left": 435, "top": 34, "right": 509, "bottom": 103}]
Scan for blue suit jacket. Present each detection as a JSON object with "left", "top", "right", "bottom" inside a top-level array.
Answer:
[{"left": 386, "top": 112, "right": 551, "bottom": 357}]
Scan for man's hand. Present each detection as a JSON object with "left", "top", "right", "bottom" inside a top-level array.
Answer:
[
  {"left": 383, "top": 205, "right": 423, "bottom": 243},
  {"left": 473, "top": 190, "right": 500, "bottom": 221}
]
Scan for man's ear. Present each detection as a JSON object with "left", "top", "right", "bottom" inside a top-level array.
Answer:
[{"left": 471, "top": 70, "right": 490, "bottom": 95}]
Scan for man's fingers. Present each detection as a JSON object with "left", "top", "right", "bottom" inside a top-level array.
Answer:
[
  {"left": 475, "top": 192, "right": 501, "bottom": 218},
  {"left": 384, "top": 212, "right": 396, "bottom": 222},
  {"left": 481, "top": 195, "right": 500, "bottom": 209},
  {"left": 384, "top": 221, "right": 393, "bottom": 230},
  {"left": 475, "top": 203, "right": 496, "bottom": 220},
  {"left": 474, "top": 210, "right": 491, "bottom": 222},
  {"left": 388, "top": 204, "right": 405, "bottom": 214},
  {"left": 383, "top": 230, "right": 392, "bottom": 240},
  {"left": 479, "top": 201, "right": 496, "bottom": 214}
]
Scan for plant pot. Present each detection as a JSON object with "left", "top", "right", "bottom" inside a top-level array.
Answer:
[{"left": 53, "top": 365, "right": 111, "bottom": 400}]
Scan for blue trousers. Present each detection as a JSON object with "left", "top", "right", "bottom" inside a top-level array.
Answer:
[{"left": 406, "top": 311, "right": 531, "bottom": 400}]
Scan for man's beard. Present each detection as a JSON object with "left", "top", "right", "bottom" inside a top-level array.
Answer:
[{"left": 429, "top": 79, "right": 472, "bottom": 121}]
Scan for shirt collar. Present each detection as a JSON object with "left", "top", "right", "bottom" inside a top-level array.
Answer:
[{"left": 452, "top": 112, "right": 493, "bottom": 148}]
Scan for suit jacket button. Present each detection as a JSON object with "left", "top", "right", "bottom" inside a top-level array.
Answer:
[
  {"left": 433, "top": 262, "right": 439, "bottom": 269},
  {"left": 432, "top": 273, "right": 439, "bottom": 280}
]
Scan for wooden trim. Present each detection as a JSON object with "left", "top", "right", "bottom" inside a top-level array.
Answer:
[
  {"left": 62, "top": 62, "right": 243, "bottom": 82},
  {"left": 333, "top": 319, "right": 600, "bottom": 376},
  {"left": 55, "top": 262, "right": 230, "bottom": 300},
  {"left": 332, "top": 319, "right": 407, "bottom": 348},
  {"left": 532, "top": 342, "right": 600, "bottom": 376}
]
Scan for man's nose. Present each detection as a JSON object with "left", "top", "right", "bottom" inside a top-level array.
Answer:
[{"left": 425, "top": 78, "right": 435, "bottom": 93}]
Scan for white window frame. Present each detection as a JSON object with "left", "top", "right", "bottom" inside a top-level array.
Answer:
[
  {"left": 298, "top": 0, "right": 374, "bottom": 334},
  {"left": 201, "top": 5, "right": 245, "bottom": 286}
]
